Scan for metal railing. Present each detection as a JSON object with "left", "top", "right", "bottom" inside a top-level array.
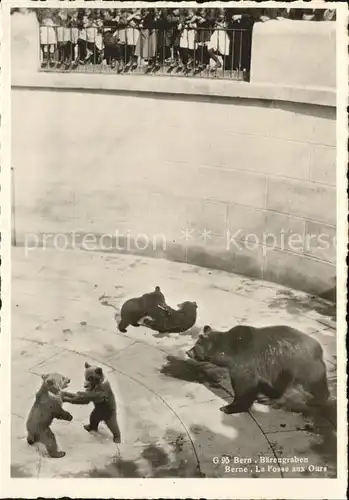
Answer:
[{"left": 39, "top": 26, "right": 253, "bottom": 81}]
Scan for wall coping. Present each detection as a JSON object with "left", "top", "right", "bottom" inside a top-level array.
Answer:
[{"left": 11, "top": 71, "right": 336, "bottom": 108}]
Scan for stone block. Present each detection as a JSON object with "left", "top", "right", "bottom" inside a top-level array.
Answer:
[
  {"left": 264, "top": 211, "right": 306, "bottom": 254},
  {"left": 231, "top": 242, "right": 264, "bottom": 279},
  {"left": 266, "top": 177, "right": 336, "bottom": 226},
  {"left": 186, "top": 235, "right": 234, "bottom": 274},
  {"left": 264, "top": 248, "right": 336, "bottom": 296},
  {"left": 227, "top": 205, "right": 266, "bottom": 243},
  {"left": 190, "top": 165, "right": 267, "bottom": 208},
  {"left": 185, "top": 199, "right": 227, "bottom": 237},
  {"left": 310, "top": 145, "right": 336, "bottom": 186},
  {"left": 304, "top": 220, "right": 336, "bottom": 264},
  {"left": 267, "top": 103, "right": 336, "bottom": 146}
]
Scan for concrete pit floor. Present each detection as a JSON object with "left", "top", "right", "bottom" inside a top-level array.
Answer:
[{"left": 11, "top": 247, "right": 337, "bottom": 478}]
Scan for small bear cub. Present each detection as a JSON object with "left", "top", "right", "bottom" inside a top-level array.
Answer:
[
  {"left": 117, "top": 286, "right": 169, "bottom": 333},
  {"left": 26, "top": 372, "right": 73, "bottom": 458},
  {"left": 142, "top": 301, "right": 198, "bottom": 334},
  {"left": 62, "top": 362, "right": 121, "bottom": 443}
]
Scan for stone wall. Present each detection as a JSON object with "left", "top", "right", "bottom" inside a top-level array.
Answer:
[{"left": 10, "top": 11, "right": 337, "bottom": 296}]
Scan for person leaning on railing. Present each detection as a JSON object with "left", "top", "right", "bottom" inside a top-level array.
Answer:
[
  {"left": 134, "top": 8, "right": 160, "bottom": 71},
  {"left": 156, "top": 8, "right": 181, "bottom": 68},
  {"left": 38, "top": 8, "right": 57, "bottom": 68},
  {"left": 35, "top": 6, "right": 337, "bottom": 72},
  {"left": 206, "top": 9, "right": 231, "bottom": 71},
  {"left": 178, "top": 9, "right": 198, "bottom": 72},
  {"left": 193, "top": 8, "right": 216, "bottom": 71}
]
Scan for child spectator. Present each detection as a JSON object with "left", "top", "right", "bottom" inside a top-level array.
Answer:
[
  {"left": 124, "top": 9, "right": 140, "bottom": 69},
  {"left": 56, "top": 10, "right": 69, "bottom": 68},
  {"left": 38, "top": 9, "right": 57, "bottom": 68},
  {"left": 76, "top": 13, "right": 89, "bottom": 64},
  {"left": 194, "top": 8, "right": 215, "bottom": 70},
  {"left": 101, "top": 9, "right": 120, "bottom": 69},
  {"left": 157, "top": 8, "right": 180, "bottom": 68},
  {"left": 69, "top": 10, "right": 80, "bottom": 68},
  {"left": 178, "top": 9, "right": 197, "bottom": 72},
  {"left": 207, "top": 9, "right": 230, "bottom": 71}
]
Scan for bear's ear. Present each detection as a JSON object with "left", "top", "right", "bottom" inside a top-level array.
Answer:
[
  {"left": 95, "top": 367, "right": 103, "bottom": 376},
  {"left": 198, "top": 333, "right": 205, "bottom": 340},
  {"left": 155, "top": 286, "right": 161, "bottom": 292},
  {"left": 41, "top": 373, "right": 48, "bottom": 381},
  {"left": 203, "top": 325, "right": 212, "bottom": 335},
  {"left": 85, "top": 362, "right": 91, "bottom": 368}
]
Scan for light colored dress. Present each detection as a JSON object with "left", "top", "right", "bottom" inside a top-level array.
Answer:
[
  {"left": 179, "top": 26, "right": 196, "bottom": 50},
  {"left": 126, "top": 26, "right": 139, "bottom": 46},
  {"left": 207, "top": 25, "right": 230, "bottom": 56},
  {"left": 71, "top": 27, "right": 79, "bottom": 44},
  {"left": 40, "top": 18, "right": 57, "bottom": 45},
  {"left": 56, "top": 26, "right": 72, "bottom": 43},
  {"left": 86, "top": 25, "right": 103, "bottom": 50}
]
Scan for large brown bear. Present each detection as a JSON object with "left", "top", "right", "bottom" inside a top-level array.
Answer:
[
  {"left": 26, "top": 372, "right": 73, "bottom": 458},
  {"left": 62, "top": 362, "right": 121, "bottom": 443},
  {"left": 142, "top": 301, "right": 198, "bottom": 334},
  {"left": 186, "top": 324, "right": 329, "bottom": 414},
  {"left": 117, "top": 286, "right": 169, "bottom": 333}
]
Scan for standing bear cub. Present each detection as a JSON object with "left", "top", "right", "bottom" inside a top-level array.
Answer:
[
  {"left": 62, "top": 362, "right": 121, "bottom": 443},
  {"left": 117, "top": 286, "right": 168, "bottom": 333},
  {"left": 186, "top": 324, "right": 329, "bottom": 414},
  {"left": 26, "top": 372, "right": 73, "bottom": 458}
]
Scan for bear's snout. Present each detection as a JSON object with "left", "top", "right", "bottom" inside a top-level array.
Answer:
[
  {"left": 186, "top": 348, "right": 196, "bottom": 360},
  {"left": 61, "top": 377, "right": 71, "bottom": 389}
]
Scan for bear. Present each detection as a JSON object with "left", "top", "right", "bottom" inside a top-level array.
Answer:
[
  {"left": 26, "top": 372, "right": 73, "bottom": 458},
  {"left": 186, "top": 324, "right": 329, "bottom": 414},
  {"left": 62, "top": 362, "right": 121, "bottom": 443},
  {"left": 141, "top": 301, "right": 198, "bottom": 334},
  {"left": 117, "top": 286, "right": 169, "bottom": 333}
]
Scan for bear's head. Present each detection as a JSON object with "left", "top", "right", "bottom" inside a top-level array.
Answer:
[
  {"left": 177, "top": 301, "right": 198, "bottom": 311},
  {"left": 154, "top": 286, "right": 166, "bottom": 303},
  {"left": 143, "top": 286, "right": 166, "bottom": 306},
  {"left": 41, "top": 372, "right": 71, "bottom": 394},
  {"left": 186, "top": 325, "right": 228, "bottom": 365},
  {"left": 84, "top": 362, "right": 104, "bottom": 389}
]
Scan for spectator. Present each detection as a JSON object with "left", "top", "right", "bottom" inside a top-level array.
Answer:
[
  {"left": 178, "top": 9, "right": 197, "bottom": 71},
  {"left": 207, "top": 9, "right": 230, "bottom": 71},
  {"left": 194, "top": 8, "right": 215, "bottom": 70},
  {"left": 226, "top": 9, "right": 254, "bottom": 75},
  {"left": 124, "top": 9, "right": 140, "bottom": 69},
  {"left": 157, "top": 8, "right": 181, "bottom": 68},
  {"left": 38, "top": 9, "right": 57, "bottom": 68},
  {"left": 32, "top": 7, "right": 336, "bottom": 77},
  {"left": 135, "top": 9, "right": 159, "bottom": 70},
  {"left": 101, "top": 9, "right": 121, "bottom": 70}
]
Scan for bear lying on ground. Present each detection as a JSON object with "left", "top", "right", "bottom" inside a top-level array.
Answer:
[
  {"left": 26, "top": 372, "right": 73, "bottom": 458},
  {"left": 141, "top": 301, "right": 198, "bottom": 334},
  {"left": 186, "top": 324, "right": 329, "bottom": 414},
  {"left": 62, "top": 362, "right": 121, "bottom": 443},
  {"left": 117, "top": 286, "right": 169, "bottom": 333}
]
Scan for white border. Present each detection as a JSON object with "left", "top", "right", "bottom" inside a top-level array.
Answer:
[{"left": 0, "top": 1, "right": 347, "bottom": 498}]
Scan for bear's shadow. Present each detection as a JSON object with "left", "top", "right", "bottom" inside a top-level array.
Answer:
[
  {"left": 160, "top": 355, "right": 338, "bottom": 423},
  {"left": 160, "top": 355, "right": 234, "bottom": 404},
  {"left": 152, "top": 325, "right": 201, "bottom": 339}
]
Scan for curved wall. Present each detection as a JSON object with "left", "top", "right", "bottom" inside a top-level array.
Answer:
[{"left": 10, "top": 12, "right": 336, "bottom": 297}]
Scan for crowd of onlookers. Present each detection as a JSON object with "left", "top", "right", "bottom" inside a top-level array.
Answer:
[{"left": 28, "top": 7, "right": 336, "bottom": 75}]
